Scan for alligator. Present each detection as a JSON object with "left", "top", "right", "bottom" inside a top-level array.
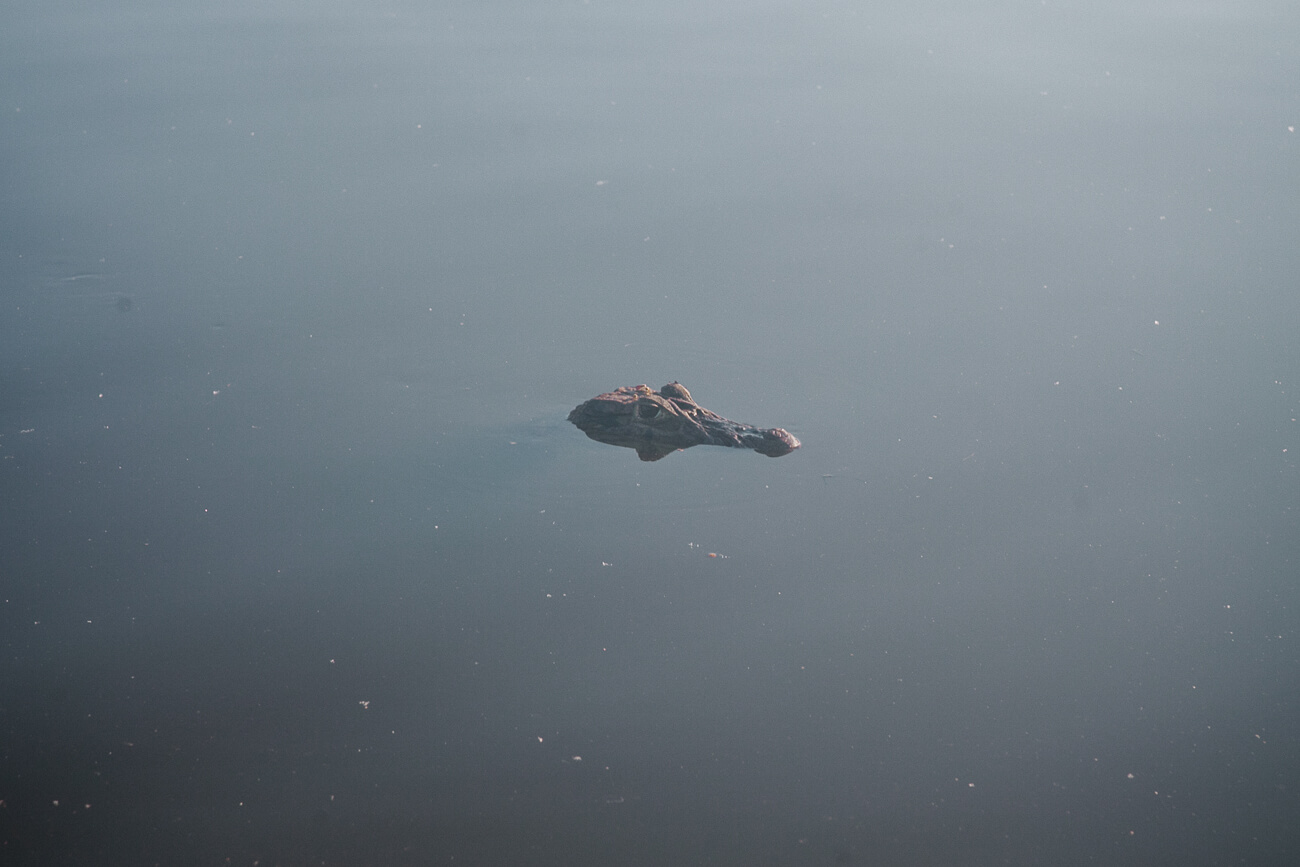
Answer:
[{"left": 568, "top": 382, "right": 800, "bottom": 461}]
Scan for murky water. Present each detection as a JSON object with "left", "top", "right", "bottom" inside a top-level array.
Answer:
[{"left": 3, "top": 1, "right": 1298, "bottom": 864}]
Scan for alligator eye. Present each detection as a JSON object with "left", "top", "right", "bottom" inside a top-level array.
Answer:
[{"left": 636, "top": 403, "right": 661, "bottom": 419}]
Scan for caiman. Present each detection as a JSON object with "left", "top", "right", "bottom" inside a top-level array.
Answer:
[{"left": 568, "top": 382, "right": 800, "bottom": 462}]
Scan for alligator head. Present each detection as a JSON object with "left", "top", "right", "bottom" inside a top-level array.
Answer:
[{"left": 568, "top": 382, "right": 800, "bottom": 461}]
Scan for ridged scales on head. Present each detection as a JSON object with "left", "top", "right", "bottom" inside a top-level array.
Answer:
[{"left": 567, "top": 382, "right": 800, "bottom": 461}]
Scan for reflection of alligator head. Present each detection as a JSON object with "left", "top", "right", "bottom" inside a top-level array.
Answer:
[{"left": 568, "top": 382, "right": 800, "bottom": 462}]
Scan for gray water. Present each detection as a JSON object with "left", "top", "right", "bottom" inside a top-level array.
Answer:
[{"left": 2, "top": 1, "right": 1298, "bottom": 864}]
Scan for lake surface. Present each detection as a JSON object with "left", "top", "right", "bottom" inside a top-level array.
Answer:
[{"left": 2, "top": 1, "right": 1298, "bottom": 864}]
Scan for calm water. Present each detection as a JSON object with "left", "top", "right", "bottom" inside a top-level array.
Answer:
[{"left": 3, "top": 1, "right": 1298, "bottom": 864}]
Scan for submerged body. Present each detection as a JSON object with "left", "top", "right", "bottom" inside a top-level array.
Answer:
[{"left": 568, "top": 382, "right": 800, "bottom": 461}]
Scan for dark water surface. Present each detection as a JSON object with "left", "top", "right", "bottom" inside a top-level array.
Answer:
[{"left": 3, "top": 1, "right": 1298, "bottom": 864}]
